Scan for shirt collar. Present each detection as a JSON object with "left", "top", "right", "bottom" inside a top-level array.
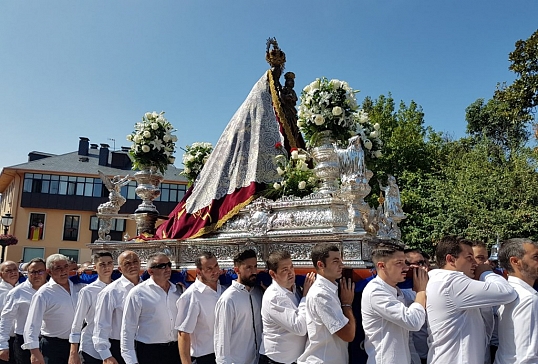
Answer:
[
  {"left": 118, "top": 274, "right": 139, "bottom": 288},
  {"left": 271, "top": 280, "right": 297, "bottom": 296},
  {"left": 0, "top": 280, "right": 15, "bottom": 289},
  {"left": 147, "top": 276, "right": 177, "bottom": 293},
  {"left": 48, "top": 277, "right": 73, "bottom": 290},
  {"left": 508, "top": 275, "right": 538, "bottom": 295},
  {"left": 193, "top": 278, "right": 221, "bottom": 294},
  {"left": 315, "top": 274, "right": 338, "bottom": 293},
  {"left": 374, "top": 275, "right": 399, "bottom": 296},
  {"left": 231, "top": 279, "right": 252, "bottom": 292}
]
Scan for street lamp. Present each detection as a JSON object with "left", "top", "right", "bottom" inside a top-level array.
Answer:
[{"left": 1, "top": 213, "right": 14, "bottom": 263}]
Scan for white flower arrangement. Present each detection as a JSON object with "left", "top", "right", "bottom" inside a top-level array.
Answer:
[
  {"left": 179, "top": 142, "right": 214, "bottom": 186},
  {"left": 127, "top": 111, "right": 177, "bottom": 173},
  {"left": 298, "top": 77, "right": 361, "bottom": 145},
  {"left": 351, "top": 110, "right": 383, "bottom": 159},
  {"left": 265, "top": 143, "right": 318, "bottom": 199}
]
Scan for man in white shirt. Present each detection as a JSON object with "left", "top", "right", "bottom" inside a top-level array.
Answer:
[
  {"left": 426, "top": 236, "right": 517, "bottom": 364},
  {"left": 494, "top": 238, "right": 538, "bottom": 364},
  {"left": 176, "top": 251, "right": 225, "bottom": 364},
  {"left": 23, "top": 254, "right": 85, "bottom": 364},
  {"left": 362, "top": 244, "right": 427, "bottom": 364},
  {"left": 121, "top": 252, "right": 182, "bottom": 364},
  {"left": 93, "top": 250, "right": 141, "bottom": 364},
  {"left": 0, "top": 260, "right": 20, "bottom": 364},
  {"left": 214, "top": 249, "right": 263, "bottom": 364},
  {"left": 297, "top": 243, "right": 355, "bottom": 364},
  {"left": 68, "top": 251, "right": 114, "bottom": 364},
  {"left": 259, "top": 250, "right": 315, "bottom": 364},
  {"left": 0, "top": 258, "right": 47, "bottom": 364}
]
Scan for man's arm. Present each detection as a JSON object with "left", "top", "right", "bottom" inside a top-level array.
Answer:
[
  {"left": 175, "top": 292, "right": 199, "bottom": 364},
  {"left": 452, "top": 267, "right": 517, "bottom": 309},
  {"left": 0, "top": 290, "right": 19, "bottom": 359},
  {"left": 120, "top": 290, "right": 141, "bottom": 364},
  {"left": 22, "top": 292, "right": 45, "bottom": 351},
  {"left": 334, "top": 278, "right": 355, "bottom": 342},
  {"left": 214, "top": 298, "right": 234, "bottom": 364},
  {"left": 69, "top": 289, "right": 91, "bottom": 364},
  {"left": 178, "top": 332, "right": 191, "bottom": 364},
  {"left": 93, "top": 291, "right": 116, "bottom": 362},
  {"left": 265, "top": 294, "right": 308, "bottom": 336}
]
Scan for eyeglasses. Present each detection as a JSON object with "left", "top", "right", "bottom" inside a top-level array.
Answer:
[
  {"left": 405, "top": 260, "right": 427, "bottom": 267},
  {"left": 28, "top": 270, "right": 46, "bottom": 276},
  {"left": 150, "top": 262, "right": 172, "bottom": 269}
]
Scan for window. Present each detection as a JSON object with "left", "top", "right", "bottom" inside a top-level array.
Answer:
[
  {"left": 23, "top": 247, "right": 44, "bottom": 262},
  {"left": 59, "top": 249, "right": 79, "bottom": 263},
  {"left": 63, "top": 215, "right": 80, "bottom": 241},
  {"left": 28, "top": 213, "right": 45, "bottom": 240},
  {"left": 89, "top": 216, "right": 125, "bottom": 232}
]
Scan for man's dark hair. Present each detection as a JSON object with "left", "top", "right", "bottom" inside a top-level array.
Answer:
[
  {"left": 434, "top": 235, "right": 473, "bottom": 268},
  {"left": 311, "top": 243, "right": 340, "bottom": 268},
  {"left": 91, "top": 251, "right": 113, "bottom": 264},
  {"left": 266, "top": 250, "right": 291, "bottom": 273},
  {"left": 372, "top": 243, "right": 404, "bottom": 264},
  {"left": 471, "top": 240, "right": 487, "bottom": 249},
  {"left": 233, "top": 249, "right": 257, "bottom": 267},
  {"left": 404, "top": 248, "right": 423, "bottom": 255},
  {"left": 499, "top": 238, "right": 538, "bottom": 273},
  {"left": 195, "top": 251, "right": 216, "bottom": 270},
  {"left": 27, "top": 257, "right": 46, "bottom": 267}
]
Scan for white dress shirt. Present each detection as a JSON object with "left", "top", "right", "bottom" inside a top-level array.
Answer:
[
  {"left": 361, "top": 276, "right": 426, "bottom": 364},
  {"left": 260, "top": 281, "right": 307, "bottom": 364},
  {"left": 494, "top": 276, "right": 538, "bottom": 364},
  {"left": 297, "top": 275, "right": 349, "bottom": 364},
  {"left": 121, "top": 278, "right": 182, "bottom": 364},
  {"left": 0, "top": 280, "right": 17, "bottom": 339},
  {"left": 69, "top": 279, "right": 108, "bottom": 359},
  {"left": 214, "top": 280, "right": 263, "bottom": 364},
  {"left": 93, "top": 275, "right": 137, "bottom": 360},
  {"left": 401, "top": 288, "right": 429, "bottom": 363},
  {"left": 175, "top": 278, "right": 225, "bottom": 358},
  {"left": 426, "top": 269, "right": 517, "bottom": 364},
  {"left": 0, "top": 280, "right": 36, "bottom": 349},
  {"left": 22, "top": 278, "right": 84, "bottom": 350}
]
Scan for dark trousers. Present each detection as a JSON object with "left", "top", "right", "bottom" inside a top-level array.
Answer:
[
  {"left": 40, "top": 336, "right": 70, "bottom": 364},
  {"left": 13, "top": 335, "right": 29, "bottom": 364},
  {"left": 80, "top": 352, "right": 101, "bottom": 364},
  {"left": 258, "top": 354, "right": 292, "bottom": 364},
  {"left": 109, "top": 339, "right": 126, "bottom": 364},
  {"left": 192, "top": 353, "right": 216, "bottom": 364},
  {"left": 134, "top": 340, "right": 180, "bottom": 364},
  {"left": 0, "top": 336, "right": 15, "bottom": 364}
]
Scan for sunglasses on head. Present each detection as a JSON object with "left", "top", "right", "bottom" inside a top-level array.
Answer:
[{"left": 150, "top": 262, "right": 172, "bottom": 269}]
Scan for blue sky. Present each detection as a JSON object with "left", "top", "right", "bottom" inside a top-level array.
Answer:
[{"left": 1, "top": 1, "right": 537, "bottom": 169}]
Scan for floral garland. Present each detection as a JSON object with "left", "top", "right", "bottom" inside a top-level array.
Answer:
[
  {"left": 179, "top": 142, "right": 214, "bottom": 186},
  {"left": 126, "top": 111, "right": 178, "bottom": 174},
  {"left": 264, "top": 143, "right": 318, "bottom": 199},
  {"left": 0, "top": 234, "right": 18, "bottom": 246},
  {"left": 298, "top": 77, "right": 360, "bottom": 145}
]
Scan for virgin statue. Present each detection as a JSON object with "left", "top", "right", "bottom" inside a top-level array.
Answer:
[{"left": 157, "top": 39, "right": 303, "bottom": 240}]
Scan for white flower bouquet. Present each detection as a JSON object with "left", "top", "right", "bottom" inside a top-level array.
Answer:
[
  {"left": 264, "top": 143, "right": 318, "bottom": 199},
  {"left": 352, "top": 110, "right": 383, "bottom": 159},
  {"left": 298, "top": 77, "right": 360, "bottom": 145},
  {"left": 127, "top": 111, "right": 178, "bottom": 174},
  {"left": 179, "top": 142, "right": 214, "bottom": 186}
]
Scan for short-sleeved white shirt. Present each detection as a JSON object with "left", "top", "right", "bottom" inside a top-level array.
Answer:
[{"left": 297, "top": 275, "right": 349, "bottom": 364}]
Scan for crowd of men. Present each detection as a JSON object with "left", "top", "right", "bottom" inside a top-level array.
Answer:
[{"left": 0, "top": 236, "right": 535, "bottom": 364}]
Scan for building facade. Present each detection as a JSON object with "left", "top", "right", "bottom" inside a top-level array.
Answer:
[{"left": 0, "top": 137, "right": 187, "bottom": 263}]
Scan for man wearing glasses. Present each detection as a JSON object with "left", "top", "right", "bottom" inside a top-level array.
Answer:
[
  {"left": 23, "top": 254, "right": 85, "bottom": 364},
  {"left": 121, "top": 252, "right": 182, "bottom": 364},
  {"left": 0, "top": 258, "right": 47, "bottom": 364},
  {"left": 93, "top": 250, "right": 141, "bottom": 364},
  {"left": 68, "top": 251, "right": 114, "bottom": 364}
]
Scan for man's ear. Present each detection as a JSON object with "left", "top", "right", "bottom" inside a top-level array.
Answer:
[
  {"left": 509, "top": 256, "right": 519, "bottom": 270},
  {"left": 233, "top": 265, "right": 240, "bottom": 274},
  {"left": 376, "top": 261, "right": 385, "bottom": 271},
  {"left": 316, "top": 260, "right": 324, "bottom": 271},
  {"left": 446, "top": 254, "right": 456, "bottom": 266},
  {"left": 268, "top": 269, "right": 277, "bottom": 280}
]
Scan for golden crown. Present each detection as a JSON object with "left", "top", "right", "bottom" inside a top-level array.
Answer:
[{"left": 266, "top": 37, "right": 286, "bottom": 67}]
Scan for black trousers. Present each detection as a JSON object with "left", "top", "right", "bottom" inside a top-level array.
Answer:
[
  {"left": 134, "top": 340, "right": 180, "bottom": 364},
  {"left": 40, "top": 336, "right": 70, "bottom": 364},
  {"left": 0, "top": 336, "right": 15, "bottom": 364},
  {"left": 109, "top": 339, "right": 126, "bottom": 364},
  {"left": 192, "top": 353, "right": 216, "bottom": 364},
  {"left": 258, "top": 354, "right": 293, "bottom": 364},
  {"left": 13, "top": 335, "right": 29, "bottom": 364},
  {"left": 80, "top": 351, "right": 101, "bottom": 364}
]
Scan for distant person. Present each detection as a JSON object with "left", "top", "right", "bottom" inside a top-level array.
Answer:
[
  {"left": 93, "top": 251, "right": 141, "bottom": 364},
  {"left": 362, "top": 244, "right": 427, "bottom": 364},
  {"left": 0, "top": 258, "right": 47, "bottom": 364},
  {"left": 259, "top": 250, "right": 315, "bottom": 364},
  {"left": 426, "top": 236, "right": 517, "bottom": 364},
  {"left": 494, "top": 238, "right": 538, "bottom": 364},
  {"left": 22, "top": 254, "right": 85, "bottom": 364},
  {"left": 68, "top": 252, "right": 114, "bottom": 364},
  {"left": 214, "top": 249, "right": 263, "bottom": 364},
  {"left": 176, "top": 251, "right": 225, "bottom": 364},
  {"left": 297, "top": 243, "right": 355, "bottom": 364}
]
